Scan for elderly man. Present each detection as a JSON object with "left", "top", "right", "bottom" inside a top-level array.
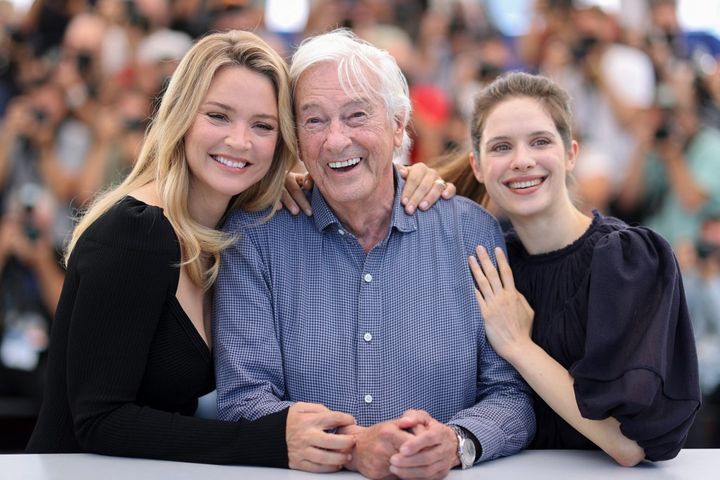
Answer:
[{"left": 214, "top": 29, "right": 534, "bottom": 479}]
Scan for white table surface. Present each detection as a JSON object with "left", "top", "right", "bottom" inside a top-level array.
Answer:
[{"left": 2, "top": 449, "right": 717, "bottom": 479}]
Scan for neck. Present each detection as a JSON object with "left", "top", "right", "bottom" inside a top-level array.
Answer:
[
  {"left": 187, "top": 188, "right": 228, "bottom": 230},
  {"left": 325, "top": 184, "right": 395, "bottom": 254},
  {"left": 509, "top": 200, "right": 592, "bottom": 255}
]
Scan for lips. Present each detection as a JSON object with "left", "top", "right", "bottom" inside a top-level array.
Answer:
[
  {"left": 328, "top": 157, "right": 362, "bottom": 170},
  {"left": 505, "top": 176, "right": 546, "bottom": 190},
  {"left": 211, "top": 154, "right": 249, "bottom": 169}
]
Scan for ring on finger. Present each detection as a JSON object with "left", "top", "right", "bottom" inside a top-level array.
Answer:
[{"left": 434, "top": 178, "right": 447, "bottom": 189}]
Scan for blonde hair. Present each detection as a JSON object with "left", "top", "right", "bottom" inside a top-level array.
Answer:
[{"left": 65, "top": 30, "right": 297, "bottom": 290}]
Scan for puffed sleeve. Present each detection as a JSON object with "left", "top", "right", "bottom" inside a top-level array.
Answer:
[{"left": 569, "top": 226, "right": 701, "bottom": 461}]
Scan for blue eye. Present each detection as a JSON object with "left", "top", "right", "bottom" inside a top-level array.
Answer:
[{"left": 491, "top": 143, "right": 511, "bottom": 152}]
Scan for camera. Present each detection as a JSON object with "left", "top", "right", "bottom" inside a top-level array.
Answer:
[
  {"left": 123, "top": 117, "right": 147, "bottom": 132},
  {"left": 697, "top": 217, "right": 720, "bottom": 260},
  {"left": 32, "top": 108, "right": 47, "bottom": 124},
  {"left": 654, "top": 113, "right": 672, "bottom": 141},
  {"left": 18, "top": 183, "right": 43, "bottom": 242},
  {"left": 572, "top": 35, "right": 599, "bottom": 61},
  {"left": 75, "top": 51, "right": 94, "bottom": 75}
]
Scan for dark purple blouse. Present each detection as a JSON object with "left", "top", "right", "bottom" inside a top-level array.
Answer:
[{"left": 505, "top": 211, "right": 701, "bottom": 461}]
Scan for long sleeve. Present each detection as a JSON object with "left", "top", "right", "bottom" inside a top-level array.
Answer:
[
  {"left": 570, "top": 225, "right": 701, "bottom": 461},
  {"left": 449, "top": 211, "right": 536, "bottom": 462},
  {"left": 214, "top": 214, "right": 294, "bottom": 422},
  {"left": 212, "top": 187, "right": 535, "bottom": 463},
  {"left": 27, "top": 197, "right": 289, "bottom": 467}
]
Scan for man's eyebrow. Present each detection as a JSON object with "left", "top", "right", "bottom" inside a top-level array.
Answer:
[{"left": 298, "top": 99, "right": 373, "bottom": 113}]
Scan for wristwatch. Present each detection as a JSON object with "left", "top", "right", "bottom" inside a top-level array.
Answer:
[{"left": 449, "top": 425, "right": 476, "bottom": 469}]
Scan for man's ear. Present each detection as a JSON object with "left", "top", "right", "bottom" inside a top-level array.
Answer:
[
  {"left": 392, "top": 114, "right": 405, "bottom": 149},
  {"left": 469, "top": 151, "right": 484, "bottom": 183}
]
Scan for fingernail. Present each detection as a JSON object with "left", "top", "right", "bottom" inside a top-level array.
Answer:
[
  {"left": 402, "top": 197, "right": 408, "bottom": 205},
  {"left": 406, "top": 205, "right": 415, "bottom": 214},
  {"left": 305, "top": 208, "right": 313, "bottom": 216},
  {"left": 419, "top": 201, "right": 429, "bottom": 210}
]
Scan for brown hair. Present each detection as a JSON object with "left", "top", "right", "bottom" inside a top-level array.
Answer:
[
  {"left": 434, "top": 72, "right": 574, "bottom": 206},
  {"left": 470, "top": 71, "right": 573, "bottom": 158}
]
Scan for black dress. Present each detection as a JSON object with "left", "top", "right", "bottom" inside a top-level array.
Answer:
[
  {"left": 506, "top": 211, "right": 701, "bottom": 461},
  {"left": 26, "top": 196, "right": 289, "bottom": 466}
]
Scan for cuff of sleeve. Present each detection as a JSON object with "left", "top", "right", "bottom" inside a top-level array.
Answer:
[
  {"left": 456, "top": 425, "right": 483, "bottom": 463},
  {"left": 449, "top": 420, "right": 500, "bottom": 464}
]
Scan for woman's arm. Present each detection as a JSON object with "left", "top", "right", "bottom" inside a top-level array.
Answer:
[{"left": 469, "top": 246, "right": 646, "bottom": 467}]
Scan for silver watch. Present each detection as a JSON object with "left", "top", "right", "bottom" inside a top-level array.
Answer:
[{"left": 449, "top": 424, "right": 476, "bottom": 469}]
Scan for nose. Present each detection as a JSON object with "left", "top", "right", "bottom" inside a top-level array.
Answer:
[
  {"left": 324, "top": 118, "right": 352, "bottom": 153},
  {"left": 225, "top": 122, "right": 251, "bottom": 150},
  {"left": 510, "top": 143, "right": 536, "bottom": 171}
]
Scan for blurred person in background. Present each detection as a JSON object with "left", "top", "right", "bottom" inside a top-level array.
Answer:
[
  {"left": 682, "top": 214, "right": 720, "bottom": 447},
  {"left": 558, "top": 6, "right": 655, "bottom": 214},
  {"left": 615, "top": 87, "right": 720, "bottom": 251},
  {"left": 0, "top": 80, "right": 91, "bottom": 245},
  {"left": 73, "top": 88, "right": 151, "bottom": 206},
  {"left": 0, "top": 185, "right": 63, "bottom": 405}
]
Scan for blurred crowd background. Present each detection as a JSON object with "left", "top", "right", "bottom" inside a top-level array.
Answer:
[{"left": 1, "top": 0, "right": 720, "bottom": 452}]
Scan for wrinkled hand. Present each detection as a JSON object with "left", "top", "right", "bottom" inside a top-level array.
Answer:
[
  {"left": 340, "top": 417, "right": 419, "bottom": 479},
  {"left": 286, "top": 402, "right": 356, "bottom": 473},
  {"left": 280, "top": 171, "right": 312, "bottom": 216},
  {"left": 397, "top": 163, "right": 455, "bottom": 214},
  {"left": 389, "top": 410, "right": 457, "bottom": 480},
  {"left": 469, "top": 246, "right": 534, "bottom": 362}
]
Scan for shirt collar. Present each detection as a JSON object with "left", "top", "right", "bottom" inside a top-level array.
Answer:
[{"left": 310, "top": 166, "right": 418, "bottom": 234}]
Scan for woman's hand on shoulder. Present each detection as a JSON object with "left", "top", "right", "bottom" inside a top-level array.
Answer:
[
  {"left": 398, "top": 163, "right": 456, "bottom": 214},
  {"left": 469, "top": 245, "right": 534, "bottom": 363},
  {"left": 280, "top": 163, "right": 456, "bottom": 216},
  {"left": 280, "top": 171, "right": 313, "bottom": 216}
]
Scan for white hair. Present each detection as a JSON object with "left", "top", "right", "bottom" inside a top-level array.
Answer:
[{"left": 290, "top": 28, "right": 412, "bottom": 159}]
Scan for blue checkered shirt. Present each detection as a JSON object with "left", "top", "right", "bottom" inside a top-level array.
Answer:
[{"left": 214, "top": 172, "right": 535, "bottom": 462}]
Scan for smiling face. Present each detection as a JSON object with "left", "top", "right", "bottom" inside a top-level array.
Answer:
[
  {"left": 470, "top": 96, "right": 578, "bottom": 221},
  {"left": 294, "top": 62, "right": 404, "bottom": 212},
  {"left": 184, "top": 65, "right": 279, "bottom": 208}
]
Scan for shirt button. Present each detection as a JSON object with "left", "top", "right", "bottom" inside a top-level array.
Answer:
[
  {"left": 364, "top": 394, "right": 373, "bottom": 404},
  {"left": 363, "top": 332, "right": 373, "bottom": 342},
  {"left": 363, "top": 273, "right": 373, "bottom": 283},
  {"left": 338, "top": 228, "right": 345, "bottom": 236}
]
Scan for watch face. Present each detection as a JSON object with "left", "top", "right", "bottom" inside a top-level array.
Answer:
[{"left": 461, "top": 438, "right": 476, "bottom": 468}]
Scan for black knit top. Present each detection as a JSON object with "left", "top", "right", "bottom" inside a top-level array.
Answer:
[
  {"left": 26, "top": 196, "right": 289, "bottom": 466},
  {"left": 506, "top": 212, "right": 701, "bottom": 461}
]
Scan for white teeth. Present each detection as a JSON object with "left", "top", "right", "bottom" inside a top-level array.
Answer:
[
  {"left": 508, "top": 178, "right": 543, "bottom": 189},
  {"left": 329, "top": 157, "right": 361, "bottom": 169},
  {"left": 213, "top": 155, "right": 247, "bottom": 168}
]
